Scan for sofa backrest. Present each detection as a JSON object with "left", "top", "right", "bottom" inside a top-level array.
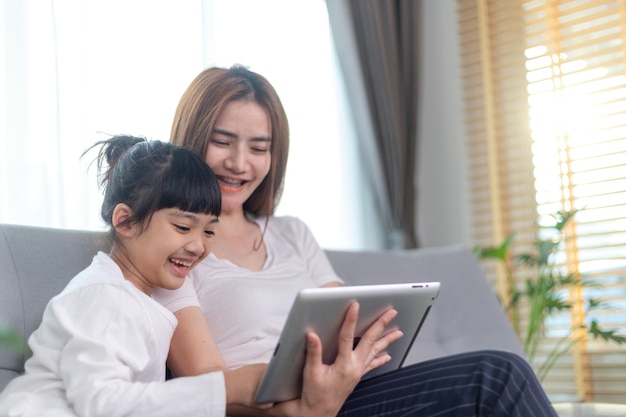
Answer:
[
  {"left": 0, "top": 223, "right": 109, "bottom": 390},
  {"left": 325, "top": 246, "right": 524, "bottom": 366},
  {"left": 0, "top": 223, "right": 523, "bottom": 392}
]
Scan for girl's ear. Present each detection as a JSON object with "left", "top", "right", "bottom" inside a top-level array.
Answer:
[{"left": 112, "top": 203, "right": 136, "bottom": 237}]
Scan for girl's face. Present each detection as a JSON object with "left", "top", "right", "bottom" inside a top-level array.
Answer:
[
  {"left": 119, "top": 208, "right": 218, "bottom": 295},
  {"left": 205, "top": 100, "right": 272, "bottom": 214}
]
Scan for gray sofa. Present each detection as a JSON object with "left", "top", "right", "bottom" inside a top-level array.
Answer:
[{"left": 1, "top": 223, "right": 624, "bottom": 416}]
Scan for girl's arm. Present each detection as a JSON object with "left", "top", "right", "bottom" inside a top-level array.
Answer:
[
  {"left": 153, "top": 277, "right": 228, "bottom": 376},
  {"left": 53, "top": 286, "right": 227, "bottom": 417},
  {"left": 168, "top": 306, "right": 227, "bottom": 376},
  {"left": 170, "top": 307, "right": 272, "bottom": 414},
  {"left": 53, "top": 285, "right": 268, "bottom": 416}
]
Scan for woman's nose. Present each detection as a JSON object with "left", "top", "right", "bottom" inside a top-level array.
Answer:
[{"left": 225, "top": 147, "right": 245, "bottom": 172}]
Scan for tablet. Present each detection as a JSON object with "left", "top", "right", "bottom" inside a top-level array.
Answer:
[{"left": 254, "top": 282, "right": 440, "bottom": 404}]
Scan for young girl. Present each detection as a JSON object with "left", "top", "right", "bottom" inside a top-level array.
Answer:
[
  {"left": 154, "top": 66, "right": 559, "bottom": 417},
  {"left": 0, "top": 135, "right": 267, "bottom": 416}
]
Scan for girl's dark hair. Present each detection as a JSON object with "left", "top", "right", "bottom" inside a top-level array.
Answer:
[{"left": 83, "top": 135, "right": 221, "bottom": 234}]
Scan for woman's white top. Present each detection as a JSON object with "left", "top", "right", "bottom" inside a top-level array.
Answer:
[
  {"left": 153, "top": 215, "right": 342, "bottom": 369},
  {"left": 0, "top": 252, "right": 225, "bottom": 417}
]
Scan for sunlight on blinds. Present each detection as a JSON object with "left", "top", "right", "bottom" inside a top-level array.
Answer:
[{"left": 458, "top": 0, "right": 626, "bottom": 403}]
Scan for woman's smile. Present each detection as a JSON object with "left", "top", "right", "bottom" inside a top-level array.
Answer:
[{"left": 206, "top": 100, "right": 272, "bottom": 212}]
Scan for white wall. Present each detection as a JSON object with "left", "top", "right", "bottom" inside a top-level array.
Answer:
[{"left": 417, "top": 0, "right": 471, "bottom": 248}]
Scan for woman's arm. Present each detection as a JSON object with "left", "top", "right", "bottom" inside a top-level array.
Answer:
[{"left": 168, "top": 306, "right": 227, "bottom": 376}]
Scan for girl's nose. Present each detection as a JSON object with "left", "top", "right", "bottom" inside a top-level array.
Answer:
[{"left": 186, "top": 233, "right": 208, "bottom": 257}]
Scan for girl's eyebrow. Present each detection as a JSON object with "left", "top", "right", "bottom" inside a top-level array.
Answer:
[{"left": 170, "top": 211, "right": 219, "bottom": 224}]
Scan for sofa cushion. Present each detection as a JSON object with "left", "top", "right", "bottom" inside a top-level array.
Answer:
[
  {"left": 325, "top": 245, "right": 524, "bottom": 364},
  {"left": 553, "top": 402, "right": 626, "bottom": 417}
]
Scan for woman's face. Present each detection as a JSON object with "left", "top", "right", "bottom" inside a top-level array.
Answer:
[{"left": 205, "top": 100, "right": 272, "bottom": 214}]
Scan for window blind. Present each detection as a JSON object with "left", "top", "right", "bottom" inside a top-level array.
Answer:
[{"left": 457, "top": 0, "right": 626, "bottom": 403}]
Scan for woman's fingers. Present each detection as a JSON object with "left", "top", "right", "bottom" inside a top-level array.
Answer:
[
  {"left": 302, "top": 330, "right": 324, "bottom": 380},
  {"left": 268, "top": 303, "right": 405, "bottom": 417},
  {"left": 340, "top": 304, "right": 404, "bottom": 375},
  {"left": 335, "top": 302, "right": 360, "bottom": 358}
]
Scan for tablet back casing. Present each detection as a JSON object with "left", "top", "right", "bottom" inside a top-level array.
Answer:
[{"left": 254, "top": 282, "right": 440, "bottom": 403}]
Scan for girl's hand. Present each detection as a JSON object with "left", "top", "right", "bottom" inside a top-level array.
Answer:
[
  {"left": 268, "top": 302, "right": 403, "bottom": 417},
  {"left": 224, "top": 363, "right": 273, "bottom": 412}
]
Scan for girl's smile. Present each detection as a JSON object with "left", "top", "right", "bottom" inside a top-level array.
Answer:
[{"left": 113, "top": 207, "right": 218, "bottom": 295}]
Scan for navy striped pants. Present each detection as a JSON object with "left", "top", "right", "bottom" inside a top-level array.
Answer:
[{"left": 338, "top": 350, "right": 557, "bottom": 417}]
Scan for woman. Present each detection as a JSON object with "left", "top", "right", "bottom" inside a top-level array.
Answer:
[{"left": 153, "top": 65, "right": 558, "bottom": 417}]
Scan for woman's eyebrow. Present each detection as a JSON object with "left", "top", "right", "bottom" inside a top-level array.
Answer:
[
  {"left": 212, "top": 128, "right": 236, "bottom": 138},
  {"left": 250, "top": 137, "right": 272, "bottom": 143},
  {"left": 213, "top": 128, "right": 271, "bottom": 143}
]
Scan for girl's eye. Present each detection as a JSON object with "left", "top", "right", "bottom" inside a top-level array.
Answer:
[
  {"left": 174, "top": 224, "right": 190, "bottom": 232},
  {"left": 204, "top": 230, "right": 216, "bottom": 237},
  {"left": 251, "top": 147, "right": 269, "bottom": 154}
]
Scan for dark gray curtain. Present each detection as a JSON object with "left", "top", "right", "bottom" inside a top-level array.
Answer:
[{"left": 326, "top": 0, "right": 421, "bottom": 249}]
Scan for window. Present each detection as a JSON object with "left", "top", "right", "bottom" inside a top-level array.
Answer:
[
  {"left": 0, "top": 0, "right": 368, "bottom": 249},
  {"left": 458, "top": 0, "right": 626, "bottom": 403}
]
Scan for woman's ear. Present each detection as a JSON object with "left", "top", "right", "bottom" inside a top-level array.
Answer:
[{"left": 112, "top": 203, "right": 136, "bottom": 237}]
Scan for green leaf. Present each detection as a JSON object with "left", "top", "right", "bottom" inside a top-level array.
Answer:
[
  {"left": 585, "top": 298, "right": 614, "bottom": 311},
  {"left": 535, "top": 240, "right": 560, "bottom": 265},
  {"left": 471, "top": 208, "right": 626, "bottom": 381},
  {"left": 473, "top": 234, "right": 514, "bottom": 261},
  {"left": 0, "top": 326, "right": 25, "bottom": 353},
  {"left": 515, "top": 252, "right": 536, "bottom": 267},
  {"left": 556, "top": 272, "right": 578, "bottom": 286},
  {"left": 553, "top": 209, "right": 580, "bottom": 232},
  {"left": 544, "top": 296, "right": 571, "bottom": 313},
  {"left": 587, "top": 320, "right": 626, "bottom": 345}
]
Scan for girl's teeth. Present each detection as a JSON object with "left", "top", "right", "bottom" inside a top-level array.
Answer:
[{"left": 172, "top": 259, "right": 191, "bottom": 267}]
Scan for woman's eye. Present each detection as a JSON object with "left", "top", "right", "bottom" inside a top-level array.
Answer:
[
  {"left": 251, "top": 147, "right": 269, "bottom": 154},
  {"left": 210, "top": 139, "right": 229, "bottom": 146},
  {"left": 204, "top": 230, "right": 215, "bottom": 237}
]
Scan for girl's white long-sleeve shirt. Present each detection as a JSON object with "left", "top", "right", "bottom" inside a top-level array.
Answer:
[{"left": 0, "top": 252, "right": 226, "bottom": 417}]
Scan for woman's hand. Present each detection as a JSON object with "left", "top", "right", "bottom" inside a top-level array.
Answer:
[{"left": 268, "top": 302, "right": 403, "bottom": 417}]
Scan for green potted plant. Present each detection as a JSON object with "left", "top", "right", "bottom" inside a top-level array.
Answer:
[
  {"left": 0, "top": 324, "right": 24, "bottom": 354},
  {"left": 474, "top": 210, "right": 625, "bottom": 381}
]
